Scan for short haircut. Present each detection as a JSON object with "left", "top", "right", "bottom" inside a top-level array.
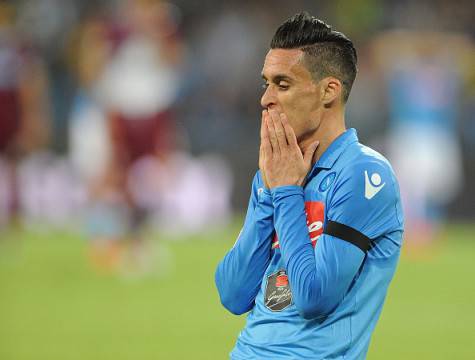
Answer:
[{"left": 270, "top": 12, "right": 357, "bottom": 103}]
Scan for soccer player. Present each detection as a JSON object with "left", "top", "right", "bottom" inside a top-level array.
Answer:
[{"left": 215, "top": 12, "right": 404, "bottom": 359}]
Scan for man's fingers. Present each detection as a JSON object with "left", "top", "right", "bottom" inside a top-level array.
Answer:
[
  {"left": 260, "top": 111, "right": 272, "bottom": 157},
  {"left": 269, "top": 109, "right": 287, "bottom": 149},
  {"left": 260, "top": 112, "right": 271, "bottom": 152},
  {"left": 260, "top": 110, "right": 268, "bottom": 140},
  {"left": 259, "top": 140, "right": 264, "bottom": 162},
  {"left": 265, "top": 111, "right": 280, "bottom": 155},
  {"left": 281, "top": 113, "right": 298, "bottom": 148}
]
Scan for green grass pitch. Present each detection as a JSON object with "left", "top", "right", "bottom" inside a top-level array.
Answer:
[{"left": 0, "top": 222, "right": 474, "bottom": 359}]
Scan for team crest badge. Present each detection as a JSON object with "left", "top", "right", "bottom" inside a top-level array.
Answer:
[{"left": 319, "top": 171, "right": 336, "bottom": 192}]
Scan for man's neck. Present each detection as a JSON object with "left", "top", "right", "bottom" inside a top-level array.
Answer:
[{"left": 299, "top": 108, "right": 346, "bottom": 166}]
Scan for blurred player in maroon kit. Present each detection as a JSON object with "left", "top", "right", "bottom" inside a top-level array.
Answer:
[{"left": 70, "top": 0, "right": 184, "bottom": 273}]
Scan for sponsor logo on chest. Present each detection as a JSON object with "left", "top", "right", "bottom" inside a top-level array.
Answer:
[{"left": 271, "top": 201, "right": 325, "bottom": 249}]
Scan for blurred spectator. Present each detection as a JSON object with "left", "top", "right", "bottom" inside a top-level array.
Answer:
[
  {"left": 15, "top": 0, "right": 80, "bottom": 153},
  {"left": 0, "top": 2, "right": 51, "bottom": 227}
]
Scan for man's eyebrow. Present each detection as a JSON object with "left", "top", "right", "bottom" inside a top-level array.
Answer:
[{"left": 261, "top": 74, "right": 294, "bottom": 83}]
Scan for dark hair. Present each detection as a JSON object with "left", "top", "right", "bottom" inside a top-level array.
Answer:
[{"left": 271, "top": 12, "right": 357, "bottom": 103}]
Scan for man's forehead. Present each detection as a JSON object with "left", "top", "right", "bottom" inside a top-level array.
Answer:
[{"left": 262, "top": 48, "right": 307, "bottom": 78}]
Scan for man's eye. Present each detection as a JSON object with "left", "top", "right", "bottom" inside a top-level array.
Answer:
[
  {"left": 278, "top": 83, "right": 289, "bottom": 90},
  {"left": 262, "top": 83, "right": 269, "bottom": 90}
]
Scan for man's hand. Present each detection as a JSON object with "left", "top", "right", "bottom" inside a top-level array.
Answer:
[
  {"left": 259, "top": 110, "right": 271, "bottom": 188},
  {"left": 260, "top": 109, "right": 319, "bottom": 189}
]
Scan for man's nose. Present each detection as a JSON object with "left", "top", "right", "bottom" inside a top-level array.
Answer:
[{"left": 260, "top": 86, "right": 277, "bottom": 109}]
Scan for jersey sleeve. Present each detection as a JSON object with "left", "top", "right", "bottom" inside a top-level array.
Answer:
[
  {"left": 215, "top": 171, "right": 274, "bottom": 315},
  {"left": 271, "top": 159, "right": 402, "bottom": 320},
  {"left": 271, "top": 186, "right": 365, "bottom": 319},
  {"left": 326, "top": 159, "right": 404, "bottom": 244}
]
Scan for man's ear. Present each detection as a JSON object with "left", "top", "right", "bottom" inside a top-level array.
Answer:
[{"left": 320, "top": 77, "right": 342, "bottom": 106}]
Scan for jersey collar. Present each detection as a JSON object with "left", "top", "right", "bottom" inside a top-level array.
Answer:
[{"left": 306, "top": 128, "right": 359, "bottom": 179}]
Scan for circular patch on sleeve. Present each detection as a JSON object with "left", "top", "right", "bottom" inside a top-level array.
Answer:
[{"left": 264, "top": 269, "right": 292, "bottom": 312}]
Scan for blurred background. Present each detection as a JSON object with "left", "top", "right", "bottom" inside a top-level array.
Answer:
[{"left": 0, "top": 0, "right": 474, "bottom": 359}]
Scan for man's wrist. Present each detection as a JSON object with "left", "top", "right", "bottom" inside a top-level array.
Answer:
[
  {"left": 259, "top": 188, "right": 273, "bottom": 204},
  {"left": 270, "top": 185, "right": 304, "bottom": 200}
]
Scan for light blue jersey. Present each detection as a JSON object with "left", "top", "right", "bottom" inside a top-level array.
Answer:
[{"left": 216, "top": 129, "right": 404, "bottom": 359}]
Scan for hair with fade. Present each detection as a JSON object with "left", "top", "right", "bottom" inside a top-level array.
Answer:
[{"left": 270, "top": 12, "right": 357, "bottom": 103}]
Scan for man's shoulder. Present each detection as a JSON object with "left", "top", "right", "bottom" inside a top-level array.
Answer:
[
  {"left": 328, "top": 142, "right": 404, "bottom": 237},
  {"left": 337, "top": 142, "right": 396, "bottom": 182},
  {"left": 329, "top": 141, "right": 401, "bottom": 207}
]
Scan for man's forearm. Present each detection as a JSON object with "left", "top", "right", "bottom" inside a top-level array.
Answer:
[
  {"left": 215, "top": 190, "right": 274, "bottom": 315},
  {"left": 272, "top": 186, "right": 365, "bottom": 319}
]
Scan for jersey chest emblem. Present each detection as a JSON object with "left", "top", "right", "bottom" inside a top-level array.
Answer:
[
  {"left": 264, "top": 269, "right": 292, "bottom": 312},
  {"left": 271, "top": 201, "right": 325, "bottom": 249},
  {"left": 319, "top": 171, "right": 336, "bottom": 192}
]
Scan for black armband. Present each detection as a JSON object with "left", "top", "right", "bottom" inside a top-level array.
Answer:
[{"left": 323, "top": 220, "right": 372, "bottom": 253}]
